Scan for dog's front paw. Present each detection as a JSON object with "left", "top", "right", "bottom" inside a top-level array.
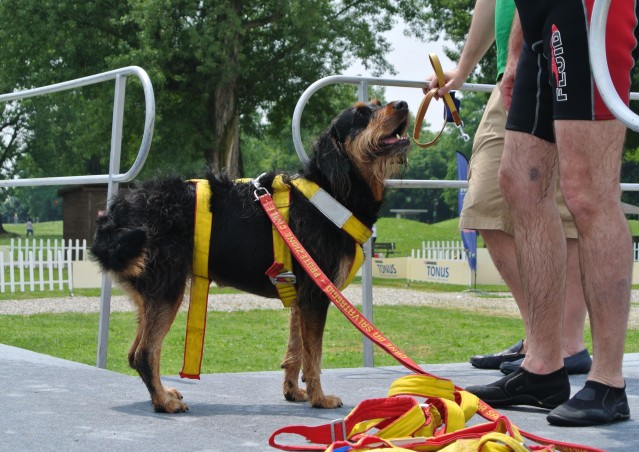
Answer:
[
  {"left": 311, "top": 395, "right": 343, "bottom": 409},
  {"left": 284, "top": 387, "right": 308, "bottom": 403},
  {"left": 152, "top": 392, "right": 189, "bottom": 413},
  {"left": 154, "top": 398, "right": 188, "bottom": 413}
]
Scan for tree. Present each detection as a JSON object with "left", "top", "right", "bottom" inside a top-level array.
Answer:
[
  {"left": 123, "top": 0, "right": 440, "bottom": 177},
  {"left": 0, "top": 0, "right": 438, "bottom": 181},
  {"left": 415, "top": 0, "right": 497, "bottom": 84}
]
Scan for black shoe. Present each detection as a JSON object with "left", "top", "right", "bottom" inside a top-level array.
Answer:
[
  {"left": 469, "top": 339, "right": 525, "bottom": 369},
  {"left": 465, "top": 367, "right": 570, "bottom": 409},
  {"left": 500, "top": 348, "right": 592, "bottom": 376},
  {"left": 547, "top": 381, "right": 630, "bottom": 427}
]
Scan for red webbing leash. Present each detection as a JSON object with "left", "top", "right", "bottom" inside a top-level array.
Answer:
[
  {"left": 255, "top": 186, "right": 603, "bottom": 452},
  {"left": 255, "top": 185, "right": 424, "bottom": 375}
]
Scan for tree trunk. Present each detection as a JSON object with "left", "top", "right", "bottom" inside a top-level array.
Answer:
[
  {"left": 0, "top": 217, "right": 8, "bottom": 235},
  {"left": 210, "top": 80, "right": 243, "bottom": 178}
]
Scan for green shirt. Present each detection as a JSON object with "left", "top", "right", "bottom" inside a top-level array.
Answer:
[{"left": 495, "top": 0, "right": 516, "bottom": 77}]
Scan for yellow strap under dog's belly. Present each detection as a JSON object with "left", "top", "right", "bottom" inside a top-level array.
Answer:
[{"left": 181, "top": 179, "right": 212, "bottom": 379}]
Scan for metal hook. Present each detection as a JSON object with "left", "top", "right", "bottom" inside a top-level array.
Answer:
[{"left": 457, "top": 123, "right": 470, "bottom": 142}]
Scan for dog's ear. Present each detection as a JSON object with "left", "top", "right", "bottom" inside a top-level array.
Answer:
[
  {"left": 311, "top": 129, "right": 352, "bottom": 196},
  {"left": 330, "top": 102, "right": 375, "bottom": 145}
]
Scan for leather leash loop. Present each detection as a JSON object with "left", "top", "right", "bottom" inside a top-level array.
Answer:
[{"left": 413, "top": 53, "right": 470, "bottom": 148}]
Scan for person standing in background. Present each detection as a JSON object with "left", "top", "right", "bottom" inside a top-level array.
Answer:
[{"left": 427, "top": 0, "right": 590, "bottom": 377}]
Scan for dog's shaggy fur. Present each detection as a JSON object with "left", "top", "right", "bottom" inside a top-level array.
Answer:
[{"left": 91, "top": 100, "right": 411, "bottom": 413}]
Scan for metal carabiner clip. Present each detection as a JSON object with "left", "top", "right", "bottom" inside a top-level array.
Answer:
[
  {"left": 252, "top": 172, "right": 270, "bottom": 201},
  {"left": 456, "top": 123, "right": 470, "bottom": 142}
]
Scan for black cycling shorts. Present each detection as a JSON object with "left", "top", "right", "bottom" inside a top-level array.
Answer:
[{"left": 507, "top": 0, "right": 639, "bottom": 142}]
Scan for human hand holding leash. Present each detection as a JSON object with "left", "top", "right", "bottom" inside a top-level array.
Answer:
[
  {"left": 425, "top": 66, "right": 469, "bottom": 100},
  {"left": 414, "top": 53, "right": 469, "bottom": 148}
]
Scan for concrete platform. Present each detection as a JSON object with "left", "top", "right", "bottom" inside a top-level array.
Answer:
[{"left": 2, "top": 344, "right": 638, "bottom": 451}]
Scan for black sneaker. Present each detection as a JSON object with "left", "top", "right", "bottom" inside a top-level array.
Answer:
[
  {"left": 465, "top": 367, "right": 570, "bottom": 409},
  {"left": 469, "top": 339, "right": 525, "bottom": 369},
  {"left": 500, "top": 348, "right": 592, "bottom": 376},
  {"left": 547, "top": 381, "right": 630, "bottom": 427}
]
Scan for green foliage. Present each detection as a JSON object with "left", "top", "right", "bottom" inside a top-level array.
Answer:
[
  {"left": 415, "top": 0, "right": 497, "bottom": 83},
  {"left": 0, "top": 0, "right": 437, "bottom": 184},
  {"left": 0, "top": 187, "right": 63, "bottom": 223},
  {"left": 242, "top": 84, "right": 369, "bottom": 176}
]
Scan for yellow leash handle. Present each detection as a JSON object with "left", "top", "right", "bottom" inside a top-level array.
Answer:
[{"left": 413, "top": 53, "right": 470, "bottom": 148}]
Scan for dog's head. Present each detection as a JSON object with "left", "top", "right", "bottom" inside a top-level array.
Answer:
[{"left": 312, "top": 100, "right": 410, "bottom": 201}]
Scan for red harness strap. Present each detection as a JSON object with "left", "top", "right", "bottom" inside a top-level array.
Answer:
[{"left": 255, "top": 188, "right": 604, "bottom": 452}]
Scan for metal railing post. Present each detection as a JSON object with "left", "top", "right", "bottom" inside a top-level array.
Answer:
[
  {"left": 357, "top": 81, "right": 375, "bottom": 367},
  {"left": 96, "top": 74, "right": 127, "bottom": 368}
]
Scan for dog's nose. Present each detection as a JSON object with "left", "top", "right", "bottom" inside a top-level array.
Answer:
[{"left": 393, "top": 101, "right": 408, "bottom": 111}]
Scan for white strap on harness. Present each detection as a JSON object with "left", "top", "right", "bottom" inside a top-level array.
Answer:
[{"left": 308, "top": 187, "right": 352, "bottom": 229}]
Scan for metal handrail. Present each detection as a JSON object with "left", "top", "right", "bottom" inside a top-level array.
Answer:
[
  {"left": 292, "top": 76, "right": 639, "bottom": 191},
  {"left": 292, "top": 75, "right": 493, "bottom": 165},
  {"left": 0, "top": 66, "right": 155, "bottom": 369},
  {"left": 0, "top": 66, "right": 155, "bottom": 187}
]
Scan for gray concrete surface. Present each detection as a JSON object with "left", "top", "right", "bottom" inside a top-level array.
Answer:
[{"left": 2, "top": 344, "right": 637, "bottom": 451}]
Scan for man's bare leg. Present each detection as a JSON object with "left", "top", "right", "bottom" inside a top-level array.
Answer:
[
  {"left": 482, "top": 229, "right": 587, "bottom": 359},
  {"left": 556, "top": 120, "right": 631, "bottom": 388},
  {"left": 498, "top": 130, "right": 565, "bottom": 375},
  {"left": 481, "top": 228, "right": 529, "bottom": 337},
  {"left": 464, "top": 130, "right": 571, "bottom": 410},
  {"left": 563, "top": 238, "right": 588, "bottom": 356}
]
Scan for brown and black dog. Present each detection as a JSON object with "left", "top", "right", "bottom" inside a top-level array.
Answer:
[{"left": 90, "top": 100, "right": 411, "bottom": 413}]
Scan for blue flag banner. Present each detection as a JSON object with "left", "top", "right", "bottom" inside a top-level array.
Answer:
[
  {"left": 444, "top": 91, "right": 461, "bottom": 123},
  {"left": 455, "top": 152, "right": 477, "bottom": 272}
]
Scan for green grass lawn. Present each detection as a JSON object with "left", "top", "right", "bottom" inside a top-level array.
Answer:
[
  {"left": 0, "top": 220, "right": 63, "bottom": 244},
  {"left": 1, "top": 299, "right": 638, "bottom": 376}
]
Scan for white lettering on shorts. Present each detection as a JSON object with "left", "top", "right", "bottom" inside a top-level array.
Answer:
[{"left": 551, "top": 25, "right": 568, "bottom": 101}]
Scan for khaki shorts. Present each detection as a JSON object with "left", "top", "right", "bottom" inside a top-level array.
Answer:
[{"left": 459, "top": 84, "right": 577, "bottom": 239}]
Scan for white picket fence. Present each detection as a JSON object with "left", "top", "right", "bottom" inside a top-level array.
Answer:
[
  {"left": 0, "top": 238, "right": 88, "bottom": 293},
  {"left": 411, "top": 240, "right": 468, "bottom": 261},
  {"left": 413, "top": 240, "right": 639, "bottom": 262}
]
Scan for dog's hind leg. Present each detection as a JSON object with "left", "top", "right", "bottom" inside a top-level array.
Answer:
[
  {"left": 129, "top": 290, "right": 187, "bottom": 413},
  {"left": 299, "top": 300, "right": 343, "bottom": 408},
  {"left": 281, "top": 305, "right": 308, "bottom": 402},
  {"left": 127, "top": 291, "right": 146, "bottom": 370}
]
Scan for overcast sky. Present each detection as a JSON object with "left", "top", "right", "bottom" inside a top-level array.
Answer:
[{"left": 341, "top": 24, "right": 455, "bottom": 131}]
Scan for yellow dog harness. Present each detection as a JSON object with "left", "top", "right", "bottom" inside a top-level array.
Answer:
[{"left": 180, "top": 176, "right": 372, "bottom": 379}]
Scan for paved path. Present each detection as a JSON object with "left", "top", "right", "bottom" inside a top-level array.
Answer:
[{"left": 2, "top": 344, "right": 637, "bottom": 451}]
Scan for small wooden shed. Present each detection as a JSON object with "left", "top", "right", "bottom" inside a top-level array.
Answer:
[{"left": 57, "top": 184, "right": 114, "bottom": 245}]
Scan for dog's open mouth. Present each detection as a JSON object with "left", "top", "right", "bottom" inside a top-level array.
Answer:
[
  {"left": 381, "top": 120, "right": 410, "bottom": 163},
  {"left": 382, "top": 132, "right": 410, "bottom": 147}
]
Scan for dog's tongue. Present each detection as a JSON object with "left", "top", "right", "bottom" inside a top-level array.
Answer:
[{"left": 383, "top": 136, "right": 400, "bottom": 145}]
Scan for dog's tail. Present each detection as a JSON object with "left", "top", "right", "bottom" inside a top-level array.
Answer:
[{"left": 90, "top": 217, "right": 148, "bottom": 277}]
